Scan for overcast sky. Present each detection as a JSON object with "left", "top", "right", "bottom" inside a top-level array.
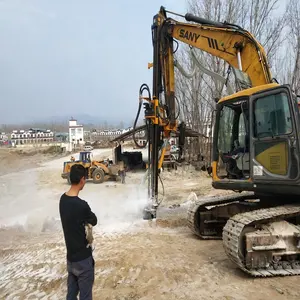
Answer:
[
  {"left": 0, "top": 0, "right": 186, "bottom": 125},
  {"left": 0, "top": 0, "right": 288, "bottom": 125}
]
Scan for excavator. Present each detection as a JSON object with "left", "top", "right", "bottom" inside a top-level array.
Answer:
[{"left": 134, "top": 6, "right": 300, "bottom": 277}]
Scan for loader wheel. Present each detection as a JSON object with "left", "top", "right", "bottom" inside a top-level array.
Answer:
[{"left": 92, "top": 168, "right": 105, "bottom": 184}]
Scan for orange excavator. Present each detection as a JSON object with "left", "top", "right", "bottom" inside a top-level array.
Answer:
[{"left": 134, "top": 6, "right": 300, "bottom": 277}]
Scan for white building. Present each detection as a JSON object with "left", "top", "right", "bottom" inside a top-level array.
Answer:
[
  {"left": 88, "top": 126, "right": 147, "bottom": 140},
  {"left": 91, "top": 127, "right": 133, "bottom": 137},
  {"left": 10, "top": 128, "right": 54, "bottom": 145},
  {"left": 0, "top": 132, "right": 8, "bottom": 140},
  {"left": 0, "top": 132, "right": 8, "bottom": 144},
  {"left": 203, "top": 119, "right": 213, "bottom": 139},
  {"left": 69, "top": 119, "right": 84, "bottom": 148}
]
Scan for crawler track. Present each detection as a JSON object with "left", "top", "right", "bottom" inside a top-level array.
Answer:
[
  {"left": 187, "top": 192, "right": 256, "bottom": 239},
  {"left": 223, "top": 205, "right": 300, "bottom": 277}
]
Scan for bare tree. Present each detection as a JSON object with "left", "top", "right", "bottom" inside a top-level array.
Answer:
[
  {"left": 174, "top": 0, "right": 286, "bottom": 159},
  {"left": 286, "top": 0, "right": 300, "bottom": 94}
]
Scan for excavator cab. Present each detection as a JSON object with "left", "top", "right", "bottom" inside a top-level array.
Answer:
[
  {"left": 212, "top": 84, "right": 300, "bottom": 196},
  {"left": 79, "top": 151, "right": 93, "bottom": 163}
]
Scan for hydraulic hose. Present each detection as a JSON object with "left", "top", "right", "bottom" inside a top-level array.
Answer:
[{"left": 133, "top": 84, "right": 151, "bottom": 148}]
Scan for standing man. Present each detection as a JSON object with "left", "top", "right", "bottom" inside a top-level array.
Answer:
[
  {"left": 118, "top": 161, "right": 126, "bottom": 184},
  {"left": 59, "top": 164, "right": 97, "bottom": 300}
]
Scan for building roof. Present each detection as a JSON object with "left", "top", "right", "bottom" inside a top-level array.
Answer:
[
  {"left": 28, "top": 128, "right": 51, "bottom": 132},
  {"left": 11, "top": 129, "right": 53, "bottom": 134},
  {"left": 55, "top": 132, "right": 69, "bottom": 136},
  {"left": 111, "top": 124, "right": 207, "bottom": 142}
]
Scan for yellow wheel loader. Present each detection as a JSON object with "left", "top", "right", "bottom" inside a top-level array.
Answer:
[{"left": 61, "top": 151, "right": 121, "bottom": 184}]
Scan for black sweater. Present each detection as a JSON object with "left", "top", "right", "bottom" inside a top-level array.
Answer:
[{"left": 59, "top": 193, "right": 97, "bottom": 262}]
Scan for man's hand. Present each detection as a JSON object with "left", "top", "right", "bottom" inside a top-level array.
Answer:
[{"left": 85, "top": 223, "right": 94, "bottom": 248}]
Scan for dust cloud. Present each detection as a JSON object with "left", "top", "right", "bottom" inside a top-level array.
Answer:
[
  {"left": 0, "top": 148, "right": 149, "bottom": 235},
  {"left": 0, "top": 170, "right": 57, "bottom": 232}
]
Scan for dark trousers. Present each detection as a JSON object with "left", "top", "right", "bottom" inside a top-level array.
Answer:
[
  {"left": 66, "top": 255, "right": 95, "bottom": 300},
  {"left": 120, "top": 170, "right": 125, "bottom": 183}
]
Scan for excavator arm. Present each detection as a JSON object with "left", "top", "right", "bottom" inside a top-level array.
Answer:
[
  {"left": 171, "top": 18, "right": 272, "bottom": 86},
  {"left": 155, "top": 6, "right": 273, "bottom": 113},
  {"left": 138, "top": 6, "right": 274, "bottom": 219}
]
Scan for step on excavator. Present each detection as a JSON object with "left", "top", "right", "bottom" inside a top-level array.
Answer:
[{"left": 133, "top": 6, "right": 300, "bottom": 277}]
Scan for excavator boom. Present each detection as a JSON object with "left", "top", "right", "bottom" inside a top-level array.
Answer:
[{"left": 172, "top": 20, "right": 272, "bottom": 86}]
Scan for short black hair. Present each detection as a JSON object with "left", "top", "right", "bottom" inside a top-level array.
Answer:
[{"left": 70, "top": 164, "right": 86, "bottom": 184}]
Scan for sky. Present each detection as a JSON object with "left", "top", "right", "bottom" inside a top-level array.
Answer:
[
  {"left": 0, "top": 0, "right": 288, "bottom": 126},
  {"left": 0, "top": 0, "right": 186, "bottom": 125}
]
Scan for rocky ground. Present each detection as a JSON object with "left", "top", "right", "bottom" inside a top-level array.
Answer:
[{"left": 0, "top": 148, "right": 299, "bottom": 300}]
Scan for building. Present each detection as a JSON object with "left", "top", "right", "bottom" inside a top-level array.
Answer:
[
  {"left": 69, "top": 118, "right": 84, "bottom": 149},
  {"left": 55, "top": 132, "right": 69, "bottom": 142},
  {"left": 0, "top": 132, "right": 9, "bottom": 145},
  {"left": 203, "top": 118, "right": 213, "bottom": 139},
  {"left": 85, "top": 127, "right": 146, "bottom": 142},
  {"left": 10, "top": 128, "right": 54, "bottom": 145},
  {"left": 92, "top": 127, "right": 133, "bottom": 138},
  {"left": 0, "top": 132, "right": 8, "bottom": 141}
]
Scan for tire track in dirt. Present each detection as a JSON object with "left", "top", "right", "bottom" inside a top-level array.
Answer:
[{"left": 0, "top": 232, "right": 67, "bottom": 299}]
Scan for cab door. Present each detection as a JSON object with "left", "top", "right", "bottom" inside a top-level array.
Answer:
[{"left": 250, "top": 86, "right": 300, "bottom": 183}]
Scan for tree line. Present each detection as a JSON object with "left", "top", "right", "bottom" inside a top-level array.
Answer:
[{"left": 174, "top": 0, "right": 299, "bottom": 158}]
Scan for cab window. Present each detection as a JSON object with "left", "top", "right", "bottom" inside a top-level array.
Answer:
[
  {"left": 254, "top": 92, "right": 292, "bottom": 137},
  {"left": 238, "top": 113, "right": 246, "bottom": 148},
  {"left": 218, "top": 105, "right": 235, "bottom": 153}
]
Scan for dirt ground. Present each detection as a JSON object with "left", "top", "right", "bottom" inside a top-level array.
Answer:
[
  {"left": 0, "top": 148, "right": 67, "bottom": 176},
  {"left": 0, "top": 148, "right": 299, "bottom": 300}
]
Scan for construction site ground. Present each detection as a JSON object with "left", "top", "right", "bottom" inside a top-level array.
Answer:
[{"left": 0, "top": 148, "right": 299, "bottom": 300}]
